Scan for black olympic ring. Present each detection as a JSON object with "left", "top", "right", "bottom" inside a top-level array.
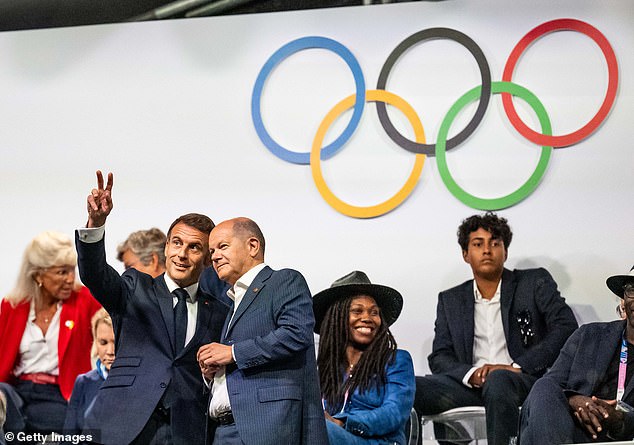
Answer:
[{"left": 375, "top": 27, "right": 492, "bottom": 156}]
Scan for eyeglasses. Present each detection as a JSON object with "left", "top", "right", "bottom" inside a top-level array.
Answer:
[{"left": 624, "top": 286, "right": 634, "bottom": 300}]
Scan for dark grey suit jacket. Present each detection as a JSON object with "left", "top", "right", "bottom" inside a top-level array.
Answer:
[
  {"left": 76, "top": 234, "right": 229, "bottom": 445},
  {"left": 429, "top": 267, "right": 579, "bottom": 381}
]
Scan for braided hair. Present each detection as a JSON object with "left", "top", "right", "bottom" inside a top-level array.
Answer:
[{"left": 318, "top": 295, "right": 397, "bottom": 413}]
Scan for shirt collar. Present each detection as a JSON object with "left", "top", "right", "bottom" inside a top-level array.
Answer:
[
  {"left": 227, "top": 263, "right": 266, "bottom": 301},
  {"left": 96, "top": 359, "right": 109, "bottom": 379},
  {"left": 163, "top": 274, "right": 198, "bottom": 303},
  {"left": 473, "top": 279, "right": 502, "bottom": 303},
  {"left": 28, "top": 300, "right": 63, "bottom": 321}
]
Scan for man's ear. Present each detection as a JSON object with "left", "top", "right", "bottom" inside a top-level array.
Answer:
[
  {"left": 149, "top": 253, "right": 161, "bottom": 273},
  {"left": 462, "top": 249, "right": 469, "bottom": 263},
  {"left": 247, "top": 237, "right": 260, "bottom": 258}
]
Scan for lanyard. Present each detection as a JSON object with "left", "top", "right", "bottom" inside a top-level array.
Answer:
[{"left": 617, "top": 333, "right": 628, "bottom": 402}]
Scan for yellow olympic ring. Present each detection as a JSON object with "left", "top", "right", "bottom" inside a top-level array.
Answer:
[{"left": 310, "top": 90, "right": 426, "bottom": 218}]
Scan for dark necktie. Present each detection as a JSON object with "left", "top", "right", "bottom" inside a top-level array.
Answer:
[{"left": 173, "top": 288, "right": 189, "bottom": 353}]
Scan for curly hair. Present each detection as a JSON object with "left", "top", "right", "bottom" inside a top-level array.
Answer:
[
  {"left": 457, "top": 211, "right": 513, "bottom": 251},
  {"left": 317, "top": 295, "right": 397, "bottom": 413}
]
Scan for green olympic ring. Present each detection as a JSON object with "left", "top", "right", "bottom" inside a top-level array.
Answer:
[{"left": 436, "top": 81, "right": 553, "bottom": 210}]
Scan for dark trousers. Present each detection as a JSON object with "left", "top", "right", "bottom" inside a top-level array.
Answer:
[
  {"left": 415, "top": 370, "right": 536, "bottom": 445},
  {"left": 212, "top": 423, "right": 243, "bottom": 445},
  {"left": 519, "top": 377, "right": 602, "bottom": 445},
  {"left": 130, "top": 406, "right": 173, "bottom": 445},
  {"left": 0, "top": 381, "right": 67, "bottom": 433}
]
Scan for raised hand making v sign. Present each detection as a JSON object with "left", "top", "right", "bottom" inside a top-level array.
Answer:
[{"left": 86, "top": 170, "right": 113, "bottom": 228}]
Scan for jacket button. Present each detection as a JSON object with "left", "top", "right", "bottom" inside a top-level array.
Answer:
[{"left": 160, "top": 382, "right": 167, "bottom": 388}]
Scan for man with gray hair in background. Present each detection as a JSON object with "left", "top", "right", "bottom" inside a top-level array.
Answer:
[{"left": 117, "top": 228, "right": 167, "bottom": 278}]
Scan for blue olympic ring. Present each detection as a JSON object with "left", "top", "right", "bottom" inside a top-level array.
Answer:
[{"left": 251, "top": 36, "right": 366, "bottom": 165}]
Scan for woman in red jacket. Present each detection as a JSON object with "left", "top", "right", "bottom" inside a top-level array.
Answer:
[{"left": 0, "top": 231, "right": 101, "bottom": 433}]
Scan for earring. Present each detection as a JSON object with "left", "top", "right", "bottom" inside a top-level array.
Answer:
[{"left": 37, "top": 281, "right": 42, "bottom": 287}]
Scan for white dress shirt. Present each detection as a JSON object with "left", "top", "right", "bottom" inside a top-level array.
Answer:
[
  {"left": 14, "top": 301, "right": 62, "bottom": 376},
  {"left": 209, "top": 263, "right": 266, "bottom": 418},
  {"left": 462, "top": 279, "right": 513, "bottom": 387},
  {"left": 163, "top": 274, "right": 199, "bottom": 347}
]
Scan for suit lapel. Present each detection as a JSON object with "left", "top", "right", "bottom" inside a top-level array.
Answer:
[
  {"left": 220, "top": 305, "right": 233, "bottom": 342},
  {"left": 500, "top": 269, "right": 516, "bottom": 341},
  {"left": 459, "top": 283, "right": 475, "bottom": 363},
  {"left": 225, "top": 266, "right": 272, "bottom": 337},
  {"left": 155, "top": 274, "right": 177, "bottom": 354}
]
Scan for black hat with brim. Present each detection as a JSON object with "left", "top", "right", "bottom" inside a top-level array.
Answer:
[
  {"left": 607, "top": 265, "right": 634, "bottom": 298},
  {"left": 312, "top": 270, "right": 403, "bottom": 334}
]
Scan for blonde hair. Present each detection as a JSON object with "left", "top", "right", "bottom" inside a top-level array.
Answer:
[
  {"left": 5, "top": 231, "right": 77, "bottom": 307},
  {"left": 91, "top": 308, "right": 113, "bottom": 338},
  {"left": 91, "top": 308, "right": 113, "bottom": 358}
]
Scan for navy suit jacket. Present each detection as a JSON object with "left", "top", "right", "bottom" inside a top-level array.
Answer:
[
  {"left": 209, "top": 266, "right": 328, "bottom": 445},
  {"left": 76, "top": 234, "right": 229, "bottom": 445},
  {"left": 539, "top": 320, "right": 634, "bottom": 439},
  {"left": 429, "top": 268, "right": 578, "bottom": 381},
  {"left": 200, "top": 266, "right": 231, "bottom": 306},
  {"left": 63, "top": 368, "right": 104, "bottom": 434}
]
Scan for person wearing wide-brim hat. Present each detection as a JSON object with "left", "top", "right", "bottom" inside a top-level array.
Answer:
[
  {"left": 609, "top": 266, "right": 634, "bottom": 320},
  {"left": 607, "top": 265, "right": 634, "bottom": 299},
  {"left": 520, "top": 264, "right": 634, "bottom": 444},
  {"left": 313, "top": 271, "right": 415, "bottom": 445}
]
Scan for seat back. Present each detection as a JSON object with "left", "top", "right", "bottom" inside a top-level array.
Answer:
[
  {"left": 421, "top": 406, "right": 487, "bottom": 444},
  {"left": 405, "top": 407, "right": 419, "bottom": 445}
]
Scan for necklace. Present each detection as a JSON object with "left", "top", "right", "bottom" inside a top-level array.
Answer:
[
  {"left": 37, "top": 304, "right": 58, "bottom": 324},
  {"left": 347, "top": 361, "right": 358, "bottom": 379}
]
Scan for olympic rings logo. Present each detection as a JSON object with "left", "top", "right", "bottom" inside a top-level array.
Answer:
[{"left": 251, "top": 18, "right": 618, "bottom": 218}]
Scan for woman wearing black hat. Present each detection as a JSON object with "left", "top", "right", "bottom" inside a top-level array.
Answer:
[{"left": 313, "top": 271, "right": 415, "bottom": 445}]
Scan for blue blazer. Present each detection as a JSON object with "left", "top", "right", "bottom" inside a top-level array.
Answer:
[
  {"left": 329, "top": 349, "right": 416, "bottom": 445},
  {"left": 63, "top": 363, "right": 106, "bottom": 433},
  {"left": 76, "top": 234, "right": 229, "bottom": 445},
  {"left": 210, "top": 266, "right": 328, "bottom": 445},
  {"left": 429, "top": 268, "right": 578, "bottom": 381}
]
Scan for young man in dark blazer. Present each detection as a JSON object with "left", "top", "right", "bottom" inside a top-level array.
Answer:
[
  {"left": 76, "top": 171, "right": 229, "bottom": 445},
  {"left": 414, "top": 212, "right": 578, "bottom": 445}
]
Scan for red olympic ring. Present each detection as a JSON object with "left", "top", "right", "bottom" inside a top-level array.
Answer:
[{"left": 502, "top": 18, "right": 618, "bottom": 147}]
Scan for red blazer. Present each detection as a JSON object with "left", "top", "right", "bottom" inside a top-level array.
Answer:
[{"left": 0, "top": 286, "right": 101, "bottom": 400}]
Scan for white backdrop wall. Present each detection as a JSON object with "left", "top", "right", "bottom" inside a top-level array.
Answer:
[{"left": 0, "top": 0, "right": 632, "bottom": 374}]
